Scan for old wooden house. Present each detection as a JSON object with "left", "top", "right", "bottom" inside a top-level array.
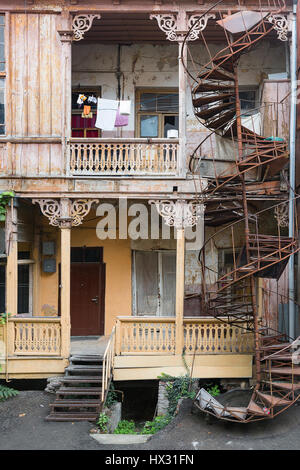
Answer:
[{"left": 0, "top": 0, "right": 299, "bottom": 422}]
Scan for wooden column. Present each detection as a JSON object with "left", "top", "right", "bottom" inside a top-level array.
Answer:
[
  {"left": 32, "top": 212, "right": 41, "bottom": 315},
  {"left": 175, "top": 227, "right": 185, "bottom": 354},
  {"left": 60, "top": 223, "right": 71, "bottom": 359},
  {"left": 5, "top": 200, "right": 17, "bottom": 316},
  {"left": 178, "top": 40, "right": 187, "bottom": 178},
  {"left": 59, "top": 198, "right": 72, "bottom": 359}
]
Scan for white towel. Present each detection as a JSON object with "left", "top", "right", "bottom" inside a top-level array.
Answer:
[
  {"left": 95, "top": 98, "right": 119, "bottom": 131},
  {"left": 119, "top": 100, "right": 131, "bottom": 116}
]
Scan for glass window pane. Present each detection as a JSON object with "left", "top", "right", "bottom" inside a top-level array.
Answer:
[
  {"left": 140, "top": 115, "right": 158, "bottom": 137},
  {"left": 0, "top": 265, "right": 5, "bottom": 313},
  {"left": 0, "top": 15, "right": 5, "bottom": 26},
  {"left": 18, "top": 265, "right": 29, "bottom": 314},
  {"left": 164, "top": 115, "right": 179, "bottom": 137},
  {"left": 135, "top": 252, "right": 158, "bottom": 315},
  {"left": 140, "top": 93, "right": 157, "bottom": 112},
  {"left": 0, "top": 44, "right": 4, "bottom": 64},
  {"left": 157, "top": 93, "right": 178, "bottom": 112}
]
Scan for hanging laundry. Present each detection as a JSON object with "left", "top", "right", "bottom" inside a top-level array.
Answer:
[
  {"left": 82, "top": 104, "right": 93, "bottom": 119},
  {"left": 95, "top": 98, "right": 119, "bottom": 131},
  {"left": 119, "top": 100, "right": 131, "bottom": 116},
  {"left": 77, "top": 94, "right": 87, "bottom": 105},
  {"left": 87, "top": 96, "right": 98, "bottom": 104},
  {"left": 114, "top": 107, "right": 129, "bottom": 127}
]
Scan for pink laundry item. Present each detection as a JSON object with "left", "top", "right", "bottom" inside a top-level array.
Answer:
[{"left": 114, "top": 107, "right": 129, "bottom": 127}]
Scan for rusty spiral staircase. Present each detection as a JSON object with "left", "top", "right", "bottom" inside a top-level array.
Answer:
[{"left": 187, "top": 3, "right": 300, "bottom": 422}]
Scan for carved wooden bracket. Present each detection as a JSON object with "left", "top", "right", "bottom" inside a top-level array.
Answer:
[
  {"left": 33, "top": 198, "right": 99, "bottom": 228},
  {"left": 150, "top": 13, "right": 215, "bottom": 42},
  {"left": 72, "top": 14, "right": 101, "bottom": 41},
  {"left": 149, "top": 199, "right": 205, "bottom": 228}
]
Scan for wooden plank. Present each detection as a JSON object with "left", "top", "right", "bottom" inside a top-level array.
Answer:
[
  {"left": 27, "top": 14, "right": 40, "bottom": 135},
  {"left": 114, "top": 356, "right": 253, "bottom": 380},
  {"left": 39, "top": 14, "right": 51, "bottom": 135},
  {"left": 60, "top": 225, "right": 71, "bottom": 359},
  {"left": 114, "top": 354, "right": 252, "bottom": 369},
  {"left": 175, "top": 227, "right": 185, "bottom": 354}
]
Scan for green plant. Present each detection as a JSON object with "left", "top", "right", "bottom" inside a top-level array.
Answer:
[
  {"left": 158, "top": 373, "right": 198, "bottom": 417},
  {"left": 0, "top": 384, "right": 19, "bottom": 401},
  {"left": 207, "top": 385, "right": 221, "bottom": 397},
  {"left": 141, "top": 415, "right": 171, "bottom": 435},
  {"left": 113, "top": 420, "right": 137, "bottom": 435},
  {"left": 97, "top": 412, "right": 109, "bottom": 433},
  {"left": 0, "top": 313, "right": 11, "bottom": 325},
  {"left": 105, "top": 382, "right": 118, "bottom": 408},
  {"left": 0, "top": 191, "right": 14, "bottom": 221}
]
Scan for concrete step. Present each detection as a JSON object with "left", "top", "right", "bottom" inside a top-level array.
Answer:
[{"left": 46, "top": 412, "right": 98, "bottom": 422}]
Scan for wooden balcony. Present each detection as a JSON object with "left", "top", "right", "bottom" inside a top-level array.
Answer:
[
  {"left": 113, "top": 317, "right": 254, "bottom": 380},
  {"left": 68, "top": 138, "right": 179, "bottom": 177},
  {"left": 0, "top": 316, "right": 254, "bottom": 380}
]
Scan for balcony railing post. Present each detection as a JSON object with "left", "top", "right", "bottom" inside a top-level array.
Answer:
[{"left": 175, "top": 227, "right": 185, "bottom": 355}]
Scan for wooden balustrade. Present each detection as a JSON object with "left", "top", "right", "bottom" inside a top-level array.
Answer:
[
  {"left": 102, "top": 326, "right": 116, "bottom": 402},
  {"left": 115, "top": 317, "right": 176, "bottom": 355},
  {"left": 9, "top": 317, "right": 62, "bottom": 356},
  {"left": 115, "top": 317, "right": 254, "bottom": 355},
  {"left": 69, "top": 138, "right": 179, "bottom": 176},
  {"left": 183, "top": 319, "right": 254, "bottom": 354}
]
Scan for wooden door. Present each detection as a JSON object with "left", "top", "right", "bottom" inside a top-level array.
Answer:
[{"left": 70, "top": 263, "right": 105, "bottom": 336}]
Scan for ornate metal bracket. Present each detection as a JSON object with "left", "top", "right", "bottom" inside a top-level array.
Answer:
[
  {"left": 268, "top": 14, "right": 288, "bottom": 41},
  {"left": 149, "top": 199, "right": 205, "bottom": 228},
  {"left": 150, "top": 13, "right": 215, "bottom": 42},
  {"left": 274, "top": 203, "right": 289, "bottom": 228},
  {"left": 33, "top": 198, "right": 99, "bottom": 228},
  {"left": 72, "top": 14, "right": 101, "bottom": 41}
]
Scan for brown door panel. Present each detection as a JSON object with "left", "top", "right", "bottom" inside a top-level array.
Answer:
[{"left": 70, "top": 263, "right": 105, "bottom": 336}]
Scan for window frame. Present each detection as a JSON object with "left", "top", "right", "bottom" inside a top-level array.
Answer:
[
  {"left": 71, "top": 86, "right": 101, "bottom": 138},
  {"left": 135, "top": 88, "right": 179, "bottom": 139},
  {"left": 132, "top": 250, "right": 176, "bottom": 317}
]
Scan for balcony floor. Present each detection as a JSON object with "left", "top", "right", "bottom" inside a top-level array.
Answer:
[{"left": 70, "top": 336, "right": 109, "bottom": 356}]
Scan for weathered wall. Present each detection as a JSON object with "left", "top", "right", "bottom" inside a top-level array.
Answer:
[
  {"left": 1, "top": 12, "right": 65, "bottom": 177},
  {"left": 72, "top": 40, "right": 287, "bottom": 170}
]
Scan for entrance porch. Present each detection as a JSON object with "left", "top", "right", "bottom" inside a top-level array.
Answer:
[{"left": 0, "top": 196, "right": 254, "bottom": 381}]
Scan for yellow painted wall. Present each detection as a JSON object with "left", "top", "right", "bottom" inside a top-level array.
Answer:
[{"left": 37, "top": 216, "right": 132, "bottom": 335}]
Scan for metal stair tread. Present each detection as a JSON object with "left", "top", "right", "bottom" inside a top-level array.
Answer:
[
  {"left": 256, "top": 391, "right": 292, "bottom": 406},
  {"left": 265, "top": 367, "right": 300, "bottom": 375},
  {"left": 263, "top": 381, "right": 300, "bottom": 391}
]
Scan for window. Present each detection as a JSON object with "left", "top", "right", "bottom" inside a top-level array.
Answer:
[
  {"left": 133, "top": 251, "right": 176, "bottom": 316},
  {"left": 0, "top": 14, "right": 5, "bottom": 135},
  {"left": 71, "top": 87, "right": 101, "bottom": 138},
  {"left": 71, "top": 247, "right": 103, "bottom": 263},
  {"left": 239, "top": 86, "right": 259, "bottom": 115},
  {"left": 0, "top": 251, "right": 33, "bottom": 315},
  {"left": 136, "top": 89, "right": 179, "bottom": 138}
]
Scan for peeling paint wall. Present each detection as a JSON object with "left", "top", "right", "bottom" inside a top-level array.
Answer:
[{"left": 72, "top": 40, "right": 287, "bottom": 169}]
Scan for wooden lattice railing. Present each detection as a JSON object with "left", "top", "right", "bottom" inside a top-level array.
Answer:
[
  {"left": 115, "top": 317, "right": 254, "bottom": 355},
  {"left": 69, "top": 138, "right": 179, "bottom": 176},
  {"left": 7, "top": 317, "right": 62, "bottom": 356}
]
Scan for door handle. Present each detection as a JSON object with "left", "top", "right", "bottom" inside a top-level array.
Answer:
[{"left": 91, "top": 296, "right": 99, "bottom": 304}]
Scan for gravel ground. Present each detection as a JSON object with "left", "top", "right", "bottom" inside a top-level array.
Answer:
[{"left": 1, "top": 391, "right": 300, "bottom": 450}]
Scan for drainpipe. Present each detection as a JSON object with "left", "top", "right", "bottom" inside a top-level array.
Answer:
[{"left": 289, "top": 0, "right": 298, "bottom": 340}]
